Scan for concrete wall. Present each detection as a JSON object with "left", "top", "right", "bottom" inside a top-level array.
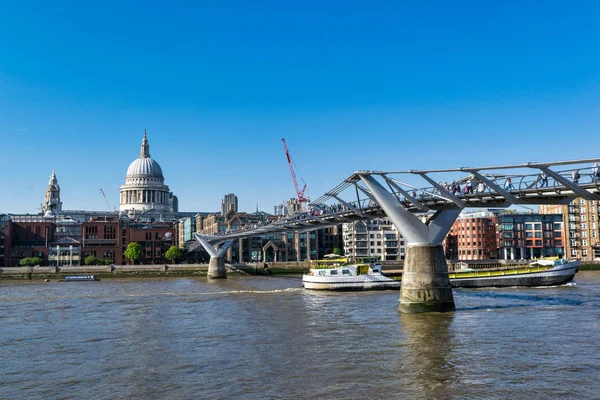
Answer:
[
  {"left": 0, "top": 262, "right": 311, "bottom": 280},
  {"left": 60, "top": 266, "right": 112, "bottom": 273},
  {"left": 0, "top": 264, "right": 209, "bottom": 280}
]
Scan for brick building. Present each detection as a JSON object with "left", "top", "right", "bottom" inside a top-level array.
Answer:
[
  {"left": 540, "top": 199, "right": 599, "bottom": 261},
  {"left": 444, "top": 211, "right": 497, "bottom": 261}
]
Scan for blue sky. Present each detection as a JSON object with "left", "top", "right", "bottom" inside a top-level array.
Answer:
[{"left": 1, "top": 1, "right": 599, "bottom": 214}]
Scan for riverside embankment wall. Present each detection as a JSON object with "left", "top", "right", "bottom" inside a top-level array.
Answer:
[
  {"left": 0, "top": 264, "right": 210, "bottom": 280},
  {"left": 0, "top": 262, "right": 314, "bottom": 280}
]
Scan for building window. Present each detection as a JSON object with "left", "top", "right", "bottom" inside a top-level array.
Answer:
[
  {"left": 582, "top": 249, "right": 588, "bottom": 257},
  {"left": 582, "top": 240, "right": 587, "bottom": 246},
  {"left": 104, "top": 225, "right": 116, "bottom": 239}
]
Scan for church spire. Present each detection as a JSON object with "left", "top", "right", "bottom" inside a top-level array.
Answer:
[
  {"left": 49, "top": 169, "right": 57, "bottom": 184},
  {"left": 42, "top": 170, "right": 62, "bottom": 214},
  {"left": 140, "top": 129, "right": 150, "bottom": 158}
]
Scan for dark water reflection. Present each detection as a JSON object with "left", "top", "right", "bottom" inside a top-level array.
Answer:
[
  {"left": 397, "top": 313, "right": 458, "bottom": 398},
  {"left": 1, "top": 273, "right": 600, "bottom": 399}
]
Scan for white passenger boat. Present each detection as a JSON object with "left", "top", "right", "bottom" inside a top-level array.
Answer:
[{"left": 302, "top": 258, "right": 400, "bottom": 291}]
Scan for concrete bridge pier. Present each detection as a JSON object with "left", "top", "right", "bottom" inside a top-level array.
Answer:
[
  {"left": 194, "top": 235, "right": 235, "bottom": 279},
  {"left": 207, "top": 256, "right": 228, "bottom": 278},
  {"left": 360, "top": 175, "right": 461, "bottom": 313}
]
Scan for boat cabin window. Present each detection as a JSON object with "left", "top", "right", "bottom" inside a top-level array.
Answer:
[
  {"left": 330, "top": 270, "right": 338, "bottom": 275},
  {"left": 342, "top": 269, "right": 351, "bottom": 275},
  {"left": 318, "top": 270, "right": 327, "bottom": 276}
]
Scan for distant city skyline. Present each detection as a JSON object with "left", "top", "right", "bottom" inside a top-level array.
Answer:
[{"left": 2, "top": 1, "right": 600, "bottom": 214}]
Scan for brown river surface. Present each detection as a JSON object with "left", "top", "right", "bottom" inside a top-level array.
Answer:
[{"left": 1, "top": 272, "right": 600, "bottom": 399}]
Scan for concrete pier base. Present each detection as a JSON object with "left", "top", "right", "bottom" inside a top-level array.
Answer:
[
  {"left": 399, "top": 245, "right": 455, "bottom": 313},
  {"left": 207, "top": 257, "right": 227, "bottom": 279}
]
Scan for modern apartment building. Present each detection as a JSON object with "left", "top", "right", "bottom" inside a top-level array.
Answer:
[
  {"left": 343, "top": 218, "right": 406, "bottom": 261},
  {"left": 495, "top": 213, "right": 564, "bottom": 260},
  {"left": 540, "top": 199, "right": 600, "bottom": 261}
]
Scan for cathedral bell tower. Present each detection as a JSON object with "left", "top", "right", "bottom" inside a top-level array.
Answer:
[{"left": 42, "top": 170, "right": 62, "bottom": 214}]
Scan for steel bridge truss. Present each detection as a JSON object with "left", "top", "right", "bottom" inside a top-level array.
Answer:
[{"left": 198, "top": 158, "right": 600, "bottom": 245}]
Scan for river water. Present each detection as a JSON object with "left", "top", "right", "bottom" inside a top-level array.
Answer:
[{"left": 1, "top": 272, "right": 599, "bottom": 399}]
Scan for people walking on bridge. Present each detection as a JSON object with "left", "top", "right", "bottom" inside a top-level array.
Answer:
[
  {"left": 464, "top": 179, "right": 473, "bottom": 194},
  {"left": 593, "top": 162, "right": 599, "bottom": 182},
  {"left": 476, "top": 181, "right": 486, "bottom": 193},
  {"left": 451, "top": 183, "right": 460, "bottom": 195},
  {"left": 572, "top": 169, "right": 580, "bottom": 184},
  {"left": 540, "top": 172, "right": 548, "bottom": 187},
  {"left": 505, "top": 177, "right": 514, "bottom": 191}
]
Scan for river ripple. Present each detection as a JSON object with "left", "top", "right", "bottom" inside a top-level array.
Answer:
[{"left": 1, "top": 272, "right": 599, "bottom": 399}]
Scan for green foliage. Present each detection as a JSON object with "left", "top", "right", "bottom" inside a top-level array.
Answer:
[
  {"left": 165, "top": 246, "right": 183, "bottom": 263},
  {"left": 124, "top": 242, "right": 143, "bottom": 264},
  {"left": 332, "top": 247, "right": 343, "bottom": 256},
  {"left": 85, "top": 255, "right": 98, "bottom": 265},
  {"left": 20, "top": 257, "right": 42, "bottom": 266},
  {"left": 84, "top": 255, "right": 113, "bottom": 265}
]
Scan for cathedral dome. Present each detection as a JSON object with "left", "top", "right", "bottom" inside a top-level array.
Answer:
[
  {"left": 120, "top": 130, "right": 175, "bottom": 214},
  {"left": 126, "top": 157, "right": 163, "bottom": 178},
  {"left": 125, "top": 130, "right": 164, "bottom": 179}
]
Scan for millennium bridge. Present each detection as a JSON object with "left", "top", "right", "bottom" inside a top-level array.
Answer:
[{"left": 195, "top": 158, "right": 600, "bottom": 313}]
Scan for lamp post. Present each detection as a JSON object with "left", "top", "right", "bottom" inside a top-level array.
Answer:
[{"left": 56, "top": 245, "right": 60, "bottom": 267}]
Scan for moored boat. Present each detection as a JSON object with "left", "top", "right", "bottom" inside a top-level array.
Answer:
[
  {"left": 302, "top": 257, "right": 400, "bottom": 291},
  {"left": 448, "top": 258, "right": 579, "bottom": 288},
  {"left": 59, "top": 275, "right": 100, "bottom": 282}
]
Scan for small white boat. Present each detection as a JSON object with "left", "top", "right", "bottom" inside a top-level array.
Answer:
[
  {"left": 302, "top": 258, "right": 400, "bottom": 291},
  {"left": 59, "top": 275, "right": 100, "bottom": 282}
]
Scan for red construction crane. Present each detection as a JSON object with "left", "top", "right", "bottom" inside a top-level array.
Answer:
[
  {"left": 281, "top": 138, "right": 308, "bottom": 204},
  {"left": 99, "top": 188, "right": 116, "bottom": 211}
]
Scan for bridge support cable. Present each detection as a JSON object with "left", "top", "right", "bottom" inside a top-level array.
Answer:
[
  {"left": 537, "top": 166, "right": 597, "bottom": 200},
  {"left": 467, "top": 171, "right": 526, "bottom": 205},
  {"left": 359, "top": 174, "right": 458, "bottom": 313},
  {"left": 383, "top": 177, "right": 430, "bottom": 212},
  {"left": 330, "top": 194, "right": 364, "bottom": 217},
  {"left": 194, "top": 234, "right": 235, "bottom": 279},
  {"left": 353, "top": 182, "right": 377, "bottom": 202},
  {"left": 417, "top": 173, "right": 467, "bottom": 208}
]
